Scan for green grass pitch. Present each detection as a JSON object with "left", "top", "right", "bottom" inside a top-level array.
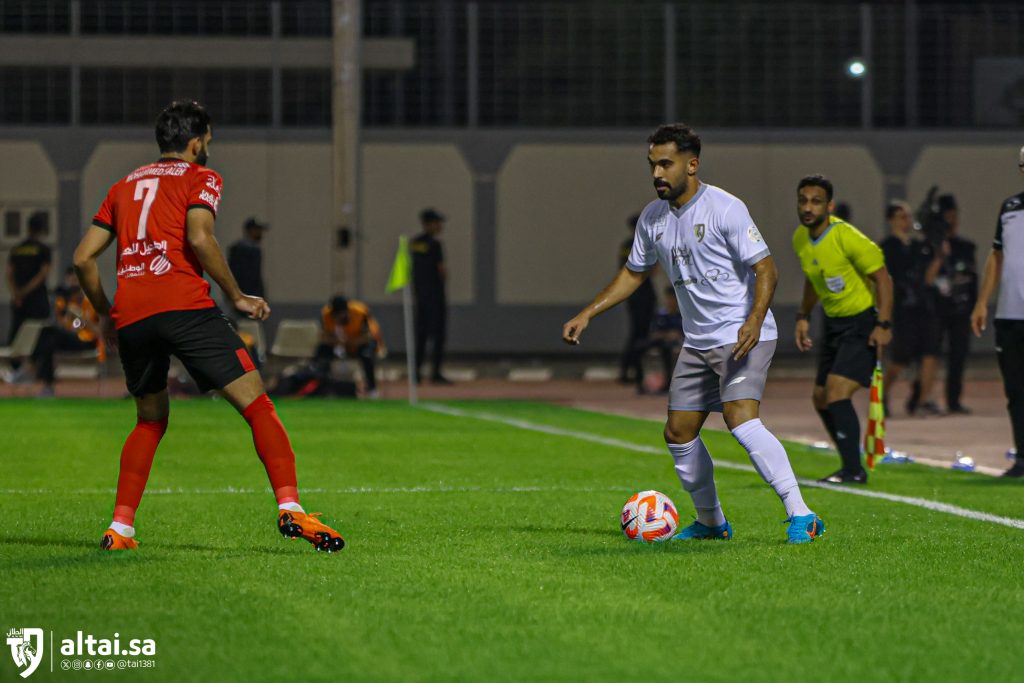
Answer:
[{"left": 2, "top": 398, "right": 1023, "bottom": 682}]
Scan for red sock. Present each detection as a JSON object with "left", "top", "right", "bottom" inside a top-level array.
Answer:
[
  {"left": 242, "top": 394, "right": 299, "bottom": 505},
  {"left": 113, "top": 418, "right": 168, "bottom": 526}
]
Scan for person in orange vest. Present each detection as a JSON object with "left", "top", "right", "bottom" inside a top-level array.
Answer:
[
  {"left": 32, "top": 267, "right": 106, "bottom": 397},
  {"left": 319, "top": 295, "right": 386, "bottom": 398}
]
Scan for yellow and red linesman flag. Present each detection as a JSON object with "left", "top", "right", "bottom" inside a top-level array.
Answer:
[{"left": 864, "top": 362, "right": 886, "bottom": 470}]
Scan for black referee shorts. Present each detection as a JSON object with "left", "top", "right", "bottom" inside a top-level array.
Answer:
[
  {"left": 118, "top": 307, "right": 256, "bottom": 397},
  {"left": 815, "top": 307, "right": 877, "bottom": 388}
]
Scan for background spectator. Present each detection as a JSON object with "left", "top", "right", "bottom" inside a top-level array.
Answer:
[
  {"left": 227, "top": 217, "right": 268, "bottom": 299},
  {"left": 5, "top": 212, "right": 51, "bottom": 378},
  {"left": 31, "top": 267, "right": 104, "bottom": 397},
  {"left": 934, "top": 194, "right": 977, "bottom": 414},
  {"left": 618, "top": 213, "right": 657, "bottom": 391},
  {"left": 411, "top": 208, "right": 450, "bottom": 384},
  {"left": 319, "top": 295, "right": 386, "bottom": 398},
  {"left": 880, "top": 200, "right": 942, "bottom": 416},
  {"left": 642, "top": 285, "right": 683, "bottom": 394}
]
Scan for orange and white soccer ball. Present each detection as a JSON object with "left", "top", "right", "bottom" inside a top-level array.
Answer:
[{"left": 621, "top": 490, "right": 679, "bottom": 542}]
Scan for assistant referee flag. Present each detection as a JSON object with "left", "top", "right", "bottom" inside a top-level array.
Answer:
[{"left": 864, "top": 363, "right": 886, "bottom": 470}]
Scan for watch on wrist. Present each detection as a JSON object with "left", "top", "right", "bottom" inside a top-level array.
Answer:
[
  {"left": 875, "top": 320, "right": 892, "bottom": 330},
  {"left": 796, "top": 312, "right": 810, "bottom": 322}
]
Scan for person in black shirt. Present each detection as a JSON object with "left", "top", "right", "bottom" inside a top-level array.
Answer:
[
  {"left": 933, "top": 194, "right": 978, "bottom": 414},
  {"left": 643, "top": 285, "right": 683, "bottom": 393},
  {"left": 879, "top": 201, "right": 942, "bottom": 416},
  {"left": 618, "top": 213, "right": 657, "bottom": 391},
  {"left": 411, "top": 208, "right": 450, "bottom": 384},
  {"left": 227, "top": 217, "right": 267, "bottom": 299},
  {"left": 972, "top": 148, "right": 1024, "bottom": 477},
  {"left": 5, "top": 212, "right": 51, "bottom": 371}
]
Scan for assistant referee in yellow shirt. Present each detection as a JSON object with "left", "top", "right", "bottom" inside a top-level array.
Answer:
[{"left": 792, "top": 175, "right": 894, "bottom": 484}]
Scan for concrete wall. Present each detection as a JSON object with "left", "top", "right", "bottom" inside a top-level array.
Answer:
[
  {"left": 0, "top": 142, "right": 59, "bottom": 299},
  {"left": 3, "top": 127, "right": 1021, "bottom": 354},
  {"left": 81, "top": 141, "right": 334, "bottom": 304},
  {"left": 907, "top": 145, "right": 1023, "bottom": 250},
  {"left": 360, "top": 144, "right": 474, "bottom": 305}
]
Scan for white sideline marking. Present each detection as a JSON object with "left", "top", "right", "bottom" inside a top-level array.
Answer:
[
  {"left": 421, "top": 403, "right": 1024, "bottom": 531},
  {"left": 0, "top": 485, "right": 631, "bottom": 496}
]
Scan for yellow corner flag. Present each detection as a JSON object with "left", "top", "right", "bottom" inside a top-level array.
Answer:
[
  {"left": 386, "top": 236, "right": 411, "bottom": 293},
  {"left": 864, "top": 362, "right": 886, "bottom": 470}
]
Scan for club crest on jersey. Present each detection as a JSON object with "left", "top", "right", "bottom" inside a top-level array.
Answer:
[{"left": 694, "top": 224, "right": 705, "bottom": 242}]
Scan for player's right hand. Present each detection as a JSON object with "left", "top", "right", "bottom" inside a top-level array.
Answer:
[
  {"left": 970, "top": 304, "right": 987, "bottom": 338},
  {"left": 235, "top": 295, "right": 270, "bottom": 321},
  {"left": 100, "top": 315, "right": 118, "bottom": 352},
  {"left": 562, "top": 314, "right": 590, "bottom": 345},
  {"left": 794, "top": 319, "right": 813, "bottom": 352}
]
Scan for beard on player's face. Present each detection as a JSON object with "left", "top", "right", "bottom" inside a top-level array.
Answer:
[
  {"left": 799, "top": 208, "right": 827, "bottom": 228},
  {"left": 194, "top": 143, "right": 209, "bottom": 167},
  {"left": 653, "top": 166, "right": 690, "bottom": 201},
  {"left": 655, "top": 179, "right": 686, "bottom": 202}
]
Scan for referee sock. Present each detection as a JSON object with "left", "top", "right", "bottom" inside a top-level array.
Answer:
[
  {"left": 112, "top": 417, "right": 168, "bottom": 527},
  {"left": 816, "top": 408, "right": 838, "bottom": 444},
  {"left": 827, "top": 399, "right": 863, "bottom": 473},
  {"left": 731, "top": 419, "right": 812, "bottom": 519},
  {"left": 242, "top": 394, "right": 300, "bottom": 506},
  {"left": 667, "top": 438, "right": 727, "bottom": 527}
]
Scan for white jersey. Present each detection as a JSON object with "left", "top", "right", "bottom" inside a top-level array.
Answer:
[{"left": 626, "top": 183, "right": 778, "bottom": 350}]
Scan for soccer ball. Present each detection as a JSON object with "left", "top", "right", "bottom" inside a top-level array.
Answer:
[{"left": 620, "top": 490, "right": 679, "bottom": 542}]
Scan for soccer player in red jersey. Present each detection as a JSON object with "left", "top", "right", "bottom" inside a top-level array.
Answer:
[{"left": 73, "top": 100, "right": 344, "bottom": 552}]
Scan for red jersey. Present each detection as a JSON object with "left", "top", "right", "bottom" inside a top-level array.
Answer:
[{"left": 92, "top": 159, "right": 223, "bottom": 328}]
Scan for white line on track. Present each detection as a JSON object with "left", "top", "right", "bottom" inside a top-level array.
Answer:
[{"left": 421, "top": 403, "right": 1024, "bottom": 531}]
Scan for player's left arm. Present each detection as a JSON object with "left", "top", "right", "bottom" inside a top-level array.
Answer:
[
  {"left": 866, "top": 266, "right": 894, "bottom": 352},
  {"left": 733, "top": 255, "right": 777, "bottom": 361},
  {"left": 186, "top": 208, "right": 269, "bottom": 321}
]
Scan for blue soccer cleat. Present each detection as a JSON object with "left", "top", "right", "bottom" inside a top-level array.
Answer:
[
  {"left": 786, "top": 513, "right": 826, "bottom": 544},
  {"left": 672, "top": 519, "right": 733, "bottom": 541}
]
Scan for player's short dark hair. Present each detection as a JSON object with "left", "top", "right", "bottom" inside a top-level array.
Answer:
[
  {"left": 885, "top": 200, "right": 910, "bottom": 220},
  {"left": 647, "top": 124, "right": 701, "bottom": 158},
  {"left": 330, "top": 296, "right": 349, "bottom": 313},
  {"left": 155, "top": 100, "right": 211, "bottom": 153},
  {"left": 797, "top": 175, "right": 834, "bottom": 201}
]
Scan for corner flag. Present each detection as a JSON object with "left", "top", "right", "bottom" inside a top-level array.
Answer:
[
  {"left": 864, "top": 362, "right": 886, "bottom": 470},
  {"left": 387, "top": 235, "right": 417, "bottom": 404},
  {"left": 386, "top": 236, "right": 411, "bottom": 293}
]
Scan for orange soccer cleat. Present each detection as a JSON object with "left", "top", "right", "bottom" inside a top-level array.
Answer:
[
  {"left": 99, "top": 528, "right": 138, "bottom": 551},
  {"left": 277, "top": 510, "right": 345, "bottom": 553}
]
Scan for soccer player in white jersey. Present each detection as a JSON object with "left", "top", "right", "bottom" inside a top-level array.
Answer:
[{"left": 562, "top": 123, "right": 824, "bottom": 544}]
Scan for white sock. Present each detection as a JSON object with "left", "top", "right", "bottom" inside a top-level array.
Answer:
[
  {"left": 667, "top": 437, "right": 727, "bottom": 527},
  {"left": 278, "top": 502, "right": 304, "bottom": 513},
  {"left": 109, "top": 521, "right": 135, "bottom": 538},
  {"left": 731, "top": 418, "right": 812, "bottom": 518}
]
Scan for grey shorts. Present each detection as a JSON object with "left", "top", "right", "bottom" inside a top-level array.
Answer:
[{"left": 668, "top": 340, "right": 776, "bottom": 413}]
